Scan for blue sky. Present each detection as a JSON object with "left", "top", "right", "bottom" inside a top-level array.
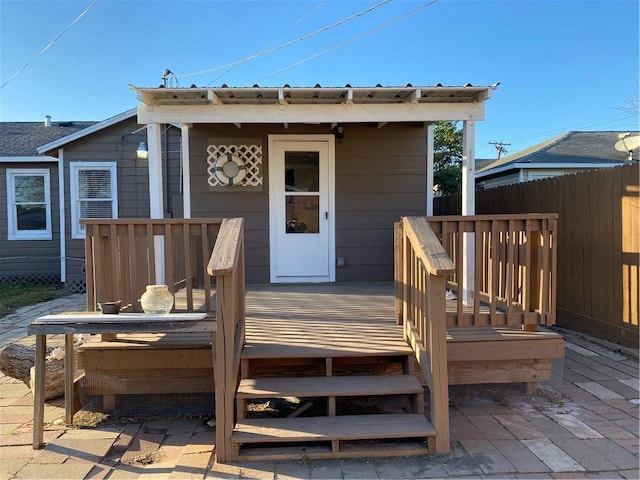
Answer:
[{"left": 1, "top": 0, "right": 638, "bottom": 159}]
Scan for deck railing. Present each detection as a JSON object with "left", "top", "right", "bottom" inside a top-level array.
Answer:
[
  {"left": 83, "top": 217, "right": 246, "bottom": 463},
  {"left": 82, "top": 219, "right": 223, "bottom": 313},
  {"left": 395, "top": 216, "right": 454, "bottom": 454},
  {"left": 207, "top": 218, "right": 245, "bottom": 463},
  {"left": 426, "top": 214, "right": 558, "bottom": 329}
]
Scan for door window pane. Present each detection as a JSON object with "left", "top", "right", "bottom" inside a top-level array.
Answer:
[
  {"left": 285, "top": 152, "right": 319, "bottom": 192},
  {"left": 285, "top": 195, "right": 319, "bottom": 234}
]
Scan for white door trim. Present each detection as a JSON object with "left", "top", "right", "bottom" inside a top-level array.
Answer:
[{"left": 268, "top": 134, "right": 336, "bottom": 283}]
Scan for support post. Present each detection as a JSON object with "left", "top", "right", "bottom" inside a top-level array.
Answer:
[
  {"left": 64, "top": 334, "right": 74, "bottom": 425},
  {"left": 33, "top": 335, "right": 46, "bottom": 448},
  {"left": 461, "top": 120, "right": 476, "bottom": 306},
  {"left": 426, "top": 123, "right": 435, "bottom": 215},
  {"left": 147, "top": 123, "right": 165, "bottom": 283},
  {"left": 181, "top": 123, "right": 192, "bottom": 219}
]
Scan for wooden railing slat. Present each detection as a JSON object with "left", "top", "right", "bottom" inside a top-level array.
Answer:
[
  {"left": 490, "top": 221, "right": 499, "bottom": 325},
  {"left": 126, "top": 224, "right": 137, "bottom": 311}
]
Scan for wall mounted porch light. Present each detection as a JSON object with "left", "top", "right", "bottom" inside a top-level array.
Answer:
[
  {"left": 136, "top": 141, "right": 149, "bottom": 160},
  {"left": 334, "top": 125, "right": 344, "bottom": 143}
]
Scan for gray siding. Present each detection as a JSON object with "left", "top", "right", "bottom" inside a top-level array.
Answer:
[
  {"left": 335, "top": 124, "right": 427, "bottom": 282},
  {"left": 0, "top": 162, "right": 61, "bottom": 282},
  {"left": 189, "top": 123, "right": 427, "bottom": 284},
  {"left": 57, "top": 119, "right": 181, "bottom": 289}
]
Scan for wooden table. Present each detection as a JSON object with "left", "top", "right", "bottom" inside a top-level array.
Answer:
[{"left": 27, "top": 312, "right": 212, "bottom": 449}]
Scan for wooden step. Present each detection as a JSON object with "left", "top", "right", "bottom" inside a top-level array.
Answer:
[
  {"left": 242, "top": 339, "right": 413, "bottom": 359},
  {"left": 237, "top": 375, "right": 423, "bottom": 399},
  {"left": 236, "top": 440, "right": 431, "bottom": 461},
  {"left": 232, "top": 414, "right": 435, "bottom": 444}
]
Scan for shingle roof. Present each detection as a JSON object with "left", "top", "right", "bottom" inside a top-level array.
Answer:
[
  {"left": 0, "top": 121, "right": 97, "bottom": 156},
  {"left": 476, "top": 131, "right": 639, "bottom": 177}
]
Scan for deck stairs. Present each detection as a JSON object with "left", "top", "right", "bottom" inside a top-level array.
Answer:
[{"left": 232, "top": 338, "right": 435, "bottom": 461}]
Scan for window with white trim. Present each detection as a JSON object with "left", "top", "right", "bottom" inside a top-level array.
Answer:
[
  {"left": 70, "top": 162, "right": 118, "bottom": 239},
  {"left": 6, "top": 168, "right": 52, "bottom": 240}
]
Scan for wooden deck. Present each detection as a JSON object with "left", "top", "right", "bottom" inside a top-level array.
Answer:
[
  {"left": 78, "top": 282, "right": 562, "bottom": 461},
  {"left": 79, "top": 214, "right": 559, "bottom": 463},
  {"left": 244, "top": 283, "right": 410, "bottom": 358}
]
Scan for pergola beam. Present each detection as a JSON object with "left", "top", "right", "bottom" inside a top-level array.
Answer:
[{"left": 137, "top": 102, "right": 486, "bottom": 124}]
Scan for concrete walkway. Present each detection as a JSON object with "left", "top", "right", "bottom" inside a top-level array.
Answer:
[{"left": 0, "top": 294, "right": 638, "bottom": 479}]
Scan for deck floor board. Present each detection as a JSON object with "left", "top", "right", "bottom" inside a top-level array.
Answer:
[{"left": 244, "top": 283, "right": 411, "bottom": 358}]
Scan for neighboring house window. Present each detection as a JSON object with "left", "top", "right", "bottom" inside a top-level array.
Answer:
[
  {"left": 6, "top": 168, "right": 52, "bottom": 240},
  {"left": 70, "top": 162, "right": 118, "bottom": 239}
]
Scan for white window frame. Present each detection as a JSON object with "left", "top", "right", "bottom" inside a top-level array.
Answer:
[
  {"left": 70, "top": 162, "right": 118, "bottom": 239},
  {"left": 6, "top": 168, "right": 52, "bottom": 240}
]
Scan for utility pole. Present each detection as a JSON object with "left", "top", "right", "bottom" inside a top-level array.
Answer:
[{"left": 489, "top": 141, "right": 511, "bottom": 159}]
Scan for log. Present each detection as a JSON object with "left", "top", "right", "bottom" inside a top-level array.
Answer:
[
  {"left": 30, "top": 362, "right": 65, "bottom": 401},
  {"left": 0, "top": 344, "right": 35, "bottom": 384},
  {"left": 0, "top": 344, "right": 64, "bottom": 400}
]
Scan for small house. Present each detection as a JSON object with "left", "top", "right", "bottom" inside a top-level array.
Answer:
[
  {"left": 0, "top": 118, "right": 95, "bottom": 286},
  {"left": 476, "top": 131, "right": 639, "bottom": 189}
]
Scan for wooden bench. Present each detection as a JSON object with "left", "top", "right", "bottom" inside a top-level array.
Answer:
[{"left": 446, "top": 326, "right": 564, "bottom": 393}]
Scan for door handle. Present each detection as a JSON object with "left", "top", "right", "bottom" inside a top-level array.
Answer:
[{"left": 325, "top": 212, "right": 328, "bottom": 220}]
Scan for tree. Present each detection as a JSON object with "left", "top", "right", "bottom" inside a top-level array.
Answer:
[{"left": 433, "top": 120, "right": 463, "bottom": 195}]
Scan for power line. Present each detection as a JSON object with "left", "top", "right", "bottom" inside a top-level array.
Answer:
[
  {"left": 476, "top": 115, "right": 638, "bottom": 158},
  {"left": 176, "top": 0, "right": 391, "bottom": 80},
  {"left": 1, "top": 0, "right": 100, "bottom": 90},
  {"left": 251, "top": 0, "right": 441, "bottom": 85},
  {"left": 502, "top": 113, "right": 637, "bottom": 145},
  {"left": 207, "top": 1, "right": 329, "bottom": 86},
  {"left": 475, "top": 113, "right": 639, "bottom": 158}
]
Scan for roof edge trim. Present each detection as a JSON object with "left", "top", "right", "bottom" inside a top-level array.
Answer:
[{"left": 36, "top": 109, "right": 137, "bottom": 154}]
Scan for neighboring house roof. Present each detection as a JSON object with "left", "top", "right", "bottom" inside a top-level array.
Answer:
[
  {"left": 476, "top": 131, "right": 639, "bottom": 179},
  {"left": 0, "top": 120, "right": 96, "bottom": 160},
  {"left": 475, "top": 158, "right": 495, "bottom": 171},
  {"left": 37, "top": 109, "right": 137, "bottom": 154}
]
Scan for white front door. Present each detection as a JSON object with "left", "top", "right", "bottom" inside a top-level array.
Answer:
[{"left": 269, "top": 135, "right": 335, "bottom": 283}]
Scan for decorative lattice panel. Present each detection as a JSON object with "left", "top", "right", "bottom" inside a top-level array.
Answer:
[
  {"left": 0, "top": 273, "right": 60, "bottom": 286},
  {"left": 207, "top": 144, "right": 262, "bottom": 187}
]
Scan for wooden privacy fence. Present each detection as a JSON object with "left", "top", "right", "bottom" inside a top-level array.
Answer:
[
  {"left": 207, "top": 218, "right": 246, "bottom": 463},
  {"left": 394, "top": 216, "right": 453, "bottom": 453},
  {"left": 82, "top": 218, "right": 223, "bottom": 313},
  {"left": 426, "top": 214, "right": 558, "bottom": 329}
]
